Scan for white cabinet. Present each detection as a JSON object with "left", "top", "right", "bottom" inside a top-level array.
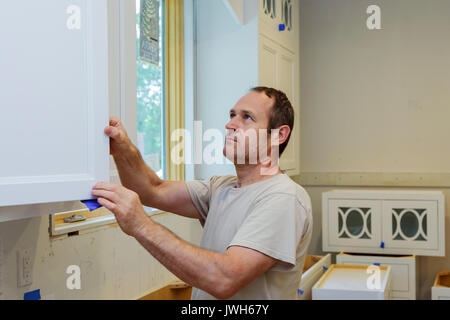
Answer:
[
  {"left": 0, "top": 0, "right": 110, "bottom": 208},
  {"left": 322, "top": 190, "right": 445, "bottom": 256},
  {"left": 337, "top": 253, "right": 417, "bottom": 300},
  {"left": 258, "top": 0, "right": 299, "bottom": 175},
  {"left": 259, "top": 0, "right": 297, "bottom": 53},
  {"left": 259, "top": 35, "right": 299, "bottom": 174}
]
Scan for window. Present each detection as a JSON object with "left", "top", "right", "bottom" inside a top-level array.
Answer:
[
  {"left": 50, "top": 0, "right": 186, "bottom": 238},
  {"left": 136, "top": 0, "right": 166, "bottom": 179}
]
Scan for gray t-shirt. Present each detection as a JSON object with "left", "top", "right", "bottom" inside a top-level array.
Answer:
[{"left": 186, "top": 173, "right": 313, "bottom": 300}]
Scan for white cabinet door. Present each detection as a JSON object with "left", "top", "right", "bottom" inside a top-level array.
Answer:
[
  {"left": 327, "top": 199, "right": 382, "bottom": 250},
  {"left": 259, "top": 0, "right": 298, "bottom": 53},
  {"left": 258, "top": 35, "right": 300, "bottom": 175},
  {"left": 0, "top": 0, "right": 109, "bottom": 207},
  {"left": 382, "top": 200, "right": 440, "bottom": 254}
]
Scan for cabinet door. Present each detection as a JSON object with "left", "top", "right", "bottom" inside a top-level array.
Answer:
[
  {"left": 259, "top": 0, "right": 298, "bottom": 53},
  {"left": 382, "top": 201, "right": 440, "bottom": 254},
  {"left": 0, "top": 0, "right": 109, "bottom": 207},
  {"left": 327, "top": 199, "right": 382, "bottom": 250},
  {"left": 258, "top": 35, "right": 300, "bottom": 175}
]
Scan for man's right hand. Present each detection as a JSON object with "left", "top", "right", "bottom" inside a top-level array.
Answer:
[{"left": 104, "top": 117, "right": 133, "bottom": 157}]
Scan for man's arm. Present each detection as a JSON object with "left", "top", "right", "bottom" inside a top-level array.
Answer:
[
  {"left": 105, "top": 117, "right": 201, "bottom": 220},
  {"left": 135, "top": 220, "right": 277, "bottom": 299},
  {"left": 92, "top": 183, "right": 278, "bottom": 299}
]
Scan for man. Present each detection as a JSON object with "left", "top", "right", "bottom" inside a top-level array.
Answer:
[{"left": 92, "top": 87, "right": 313, "bottom": 300}]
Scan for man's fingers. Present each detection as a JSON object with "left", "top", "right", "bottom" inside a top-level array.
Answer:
[
  {"left": 92, "top": 189, "right": 120, "bottom": 204},
  {"left": 93, "top": 182, "right": 128, "bottom": 200},
  {"left": 109, "top": 117, "right": 121, "bottom": 127},
  {"left": 104, "top": 126, "right": 121, "bottom": 139},
  {"left": 97, "top": 197, "right": 118, "bottom": 213},
  {"left": 93, "top": 181, "right": 117, "bottom": 191}
]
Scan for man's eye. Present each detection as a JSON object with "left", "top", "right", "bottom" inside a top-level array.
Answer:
[
  {"left": 244, "top": 115, "right": 252, "bottom": 120},
  {"left": 230, "top": 114, "right": 235, "bottom": 118}
]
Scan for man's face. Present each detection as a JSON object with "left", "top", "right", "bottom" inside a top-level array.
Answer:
[{"left": 223, "top": 91, "right": 275, "bottom": 165}]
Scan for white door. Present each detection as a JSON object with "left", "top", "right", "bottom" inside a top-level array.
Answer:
[
  {"left": 259, "top": 0, "right": 298, "bottom": 53},
  {"left": 258, "top": 35, "right": 300, "bottom": 175},
  {"left": 382, "top": 200, "right": 439, "bottom": 252},
  {"left": 0, "top": 0, "right": 110, "bottom": 207},
  {"left": 276, "top": 44, "right": 299, "bottom": 174},
  {"left": 327, "top": 199, "right": 382, "bottom": 249}
]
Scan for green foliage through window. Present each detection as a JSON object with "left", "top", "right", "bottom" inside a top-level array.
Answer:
[{"left": 136, "top": 0, "right": 164, "bottom": 178}]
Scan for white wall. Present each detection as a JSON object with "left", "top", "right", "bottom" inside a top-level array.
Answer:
[
  {"left": 298, "top": 0, "right": 450, "bottom": 300},
  {"left": 195, "top": 0, "right": 259, "bottom": 180},
  {"left": 0, "top": 214, "right": 202, "bottom": 299},
  {"left": 300, "top": 0, "right": 450, "bottom": 174}
]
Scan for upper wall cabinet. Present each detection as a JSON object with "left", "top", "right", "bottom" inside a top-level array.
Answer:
[
  {"left": 259, "top": 0, "right": 299, "bottom": 175},
  {"left": 259, "top": 0, "right": 298, "bottom": 53},
  {"left": 322, "top": 190, "right": 446, "bottom": 257},
  {"left": 0, "top": 0, "right": 110, "bottom": 207}
]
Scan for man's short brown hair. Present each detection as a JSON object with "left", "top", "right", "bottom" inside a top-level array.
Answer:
[{"left": 251, "top": 87, "right": 294, "bottom": 156}]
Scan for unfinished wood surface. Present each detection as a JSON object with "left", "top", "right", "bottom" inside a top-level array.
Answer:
[
  {"left": 434, "top": 271, "right": 450, "bottom": 287},
  {"left": 303, "top": 255, "right": 323, "bottom": 272},
  {"left": 139, "top": 281, "right": 192, "bottom": 300},
  {"left": 316, "top": 265, "right": 390, "bottom": 289}
]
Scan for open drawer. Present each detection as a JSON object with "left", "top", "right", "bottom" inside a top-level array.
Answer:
[{"left": 297, "top": 254, "right": 332, "bottom": 300}]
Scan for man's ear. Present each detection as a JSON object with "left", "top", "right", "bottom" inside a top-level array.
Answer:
[{"left": 277, "top": 125, "right": 291, "bottom": 145}]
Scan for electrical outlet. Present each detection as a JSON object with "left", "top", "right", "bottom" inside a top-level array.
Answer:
[{"left": 17, "top": 248, "right": 33, "bottom": 287}]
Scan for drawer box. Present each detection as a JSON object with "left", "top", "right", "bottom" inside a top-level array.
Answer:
[
  {"left": 297, "top": 254, "right": 332, "bottom": 300},
  {"left": 312, "top": 264, "right": 392, "bottom": 300},
  {"left": 432, "top": 271, "right": 450, "bottom": 300},
  {"left": 337, "top": 252, "right": 417, "bottom": 300}
]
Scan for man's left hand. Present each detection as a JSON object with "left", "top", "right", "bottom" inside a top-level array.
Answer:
[{"left": 92, "top": 182, "right": 150, "bottom": 237}]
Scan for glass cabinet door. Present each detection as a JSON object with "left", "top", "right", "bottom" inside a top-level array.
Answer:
[
  {"left": 328, "top": 199, "right": 382, "bottom": 248},
  {"left": 382, "top": 201, "right": 439, "bottom": 251}
]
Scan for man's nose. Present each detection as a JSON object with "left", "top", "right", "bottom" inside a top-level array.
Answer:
[{"left": 225, "top": 117, "right": 239, "bottom": 131}]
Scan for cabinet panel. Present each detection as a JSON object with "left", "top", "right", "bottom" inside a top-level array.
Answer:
[
  {"left": 258, "top": 35, "right": 299, "bottom": 174},
  {"left": 382, "top": 200, "right": 439, "bottom": 251},
  {"left": 0, "top": 0, "right": 109, "bottom": 207},
  {"left": 328, "top": 199, "right": 382, "bottom": 249},
  {"left": 259, "top": 0, "right": 298, "bottom": 53},
  {"left": 259, "top": 38, "right": 277, "bottom": 88}
]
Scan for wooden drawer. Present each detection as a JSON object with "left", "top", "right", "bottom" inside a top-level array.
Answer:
[
  {"left": 432, "top": 271, "right": 450, "bottom": 300},
  {"left": 297, "top": 254, "right": 332, "bottom": 300},
  {"left": 312, "top": 264, "right": 392, "bottom": 300},
  {"left": 337, "top": 252, "right": 417, "bottom": 300}
]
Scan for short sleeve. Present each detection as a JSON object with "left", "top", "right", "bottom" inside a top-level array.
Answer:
[
  {"left": 228, "top": 193, "right": 307, "bottom": 266},
  {"left": 185, "top": 176, "right": 218, "bottom": 220}
]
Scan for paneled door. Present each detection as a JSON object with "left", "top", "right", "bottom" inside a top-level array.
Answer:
[
  {"left": 327, "top": 199, "right": 382, "bottom": 249},
  {"left": 0, "top": 0, "right": 110, "bottom": 207},
  {"left": 382, "top": 200, "right": 439, "bottom": 252},
  {"left": 258, "top": 35, "right": 300, "bottom": 175}
]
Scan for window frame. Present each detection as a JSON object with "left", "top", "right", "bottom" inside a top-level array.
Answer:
[{"left": 50, "top": 0, "right": 189, "bottom": 238}]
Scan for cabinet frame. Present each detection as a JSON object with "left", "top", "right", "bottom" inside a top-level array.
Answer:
[{"left": 322, "top": 190, "right": 445, "bottom": 256}]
